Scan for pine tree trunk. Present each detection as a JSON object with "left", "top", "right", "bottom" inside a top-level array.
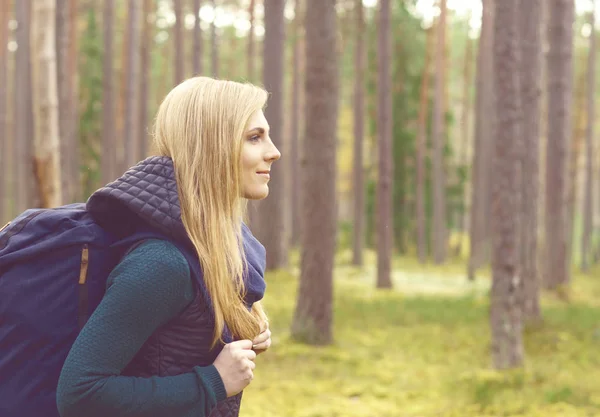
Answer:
[
  {"left": 0, "top": 0, "right": 9, "bottom": 222},
  {"left": 31, "top": 0, "right": 62, "bottom": 208},
  {"left": 468, "top": 0, "right": 494, "bottom": 280},
  {"left": 545, "top": 0, "right": 574, "bottom": 289},
  {"left": 431, "top": 0, "right": 448, "bottom": 264},
  {"left": 247, "top": 0, "right": 255, "bottom": 81},
  {"left": 15, "top": 0, "right": 38, "bottom": 211},
  {"left": 124, "top": 0, "right": 140, "bottom": 168},
  {"left": 519, "top": 0, "right": 542, "bottom": 322},
  {"left": 416, "top": 26, "right": 433, "bottom": 264},
  {"left": 193, "top": 0, "right": 203, "bottom": 75},
  {"left": 102, "top": 0, "right": 116, "bottom": 184},
  {"left": 259, "top": 0, "right": 287, "bottom": 270},
  {"left": 376, "top": 0, "right": 393, "bottom": 288},
  {"left": 352, "top": 0, "right": 365, "bottom": 266},
  {"left": 490, "top": 0, "right": 524, "bottom": 370},
  {"left": 458, "top": 28, "right": 473, "bottom": 244},
  {"left": 290, "top": 0, "right": 302, "bottom": 248},
  {"left": 581, "top": 7, "right": 595, "bottom": 272},
  {"left": 173, "top": 0, "right": 184, "bottom": 85},
  {"left": 291, "top": 0, "right": 337, "bottom": 345},
  {"left": 211, "top": 0, "right": 218, "bottom": 77},
  {"left": 139, "top": 0, "right": 152, "bottom": 159}
]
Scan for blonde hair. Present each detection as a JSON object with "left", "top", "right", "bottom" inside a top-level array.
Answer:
[{"left": 152, "top": 76, "right": 268, "bottom": 347}]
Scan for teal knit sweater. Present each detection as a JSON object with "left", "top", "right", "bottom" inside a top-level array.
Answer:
[{"left": 56, "top": 239, "right": 227, "bottom": 417}]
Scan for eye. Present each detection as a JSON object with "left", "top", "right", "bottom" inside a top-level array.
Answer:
[{"left": 248, "top": 134, "right": 261, "bottom": 142}]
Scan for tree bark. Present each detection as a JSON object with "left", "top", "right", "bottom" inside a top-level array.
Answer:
[
  {"left": 490, "top": 0, "right": 524, "bottom": 370},
  {"left": 582, "top": 7, "right": 595, "bottom": 272},
  {"left": 545, "top": 0, "right": 574, "bottom": 289},
  {"left": 416, "top": 26, "right": 434, "bottom": 264},
  {"left": 291, "top": 0, "right": 337, "bottom": 345},
  {"left": 124, "top": 0, "right": 140, "bottom": 168},
  {"left": 352, "top": 0, "right": 365, "bottom": 266},
  {"left": 519, "top": 0, "right": 543, "bottom": 322},
  {"left": 260, "top": 0, "right": 287, "bottom": 269},
  {"left": 0, "top": 0, "right": 9, "bottom": 221},
  {"left": 432, "top": 0, "right": 448, "bottom": 264},
  {"left": 173, "top": 0, "right": 184, "bottom": 85},
  {"left": 376, "top": 0, "right": 393, "bottom": 288},
  {"left": 102, "top": 0, "right": 116, "bottom": 184},
  {"left": 14, "top": 0, "right": 38, "bottom": 211},
  {"left": 290, "top": 0, "right": 302, "bottom": 248},
  {"left": 193, "top": 0, "right": 203, "bottom": 75},
  {"left": 139, "top": 0, "right": 153, "bottom": 159},
  {"left": 468, "top": 0, "right": 494, "bottom": 280},
  {"left": 31, "top": 0, "right": 62, "bottom": 208}
]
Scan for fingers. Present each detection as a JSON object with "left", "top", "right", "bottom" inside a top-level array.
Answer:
[
  {"left": 230, "top": 339, "right": 253, "bottom": 350},
  {"left": 252, "top": 328, "right": 272, "bottom": 345},
  {"left": 240, "top": 348, "right": 257, "bottom": 361},
  {"left": 252, "top": 338, "right": 272, "bottom": 351}
]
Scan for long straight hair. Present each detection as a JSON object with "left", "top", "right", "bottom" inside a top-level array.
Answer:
[{"left": 152, "top": 77, "right": 268, "bottom": 347}]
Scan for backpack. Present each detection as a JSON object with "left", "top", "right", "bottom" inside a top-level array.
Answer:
[{"left": 0, "top": 203, "right": 178, "bottom": 417}]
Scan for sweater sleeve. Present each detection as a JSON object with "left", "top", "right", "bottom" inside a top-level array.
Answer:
[{"left": 56, "top": 239, "right": 227, "bottom": 417}]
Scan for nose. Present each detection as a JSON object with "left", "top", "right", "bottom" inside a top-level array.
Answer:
[{"left": 265, "top": 141, "right": 281, "bottom": 162}]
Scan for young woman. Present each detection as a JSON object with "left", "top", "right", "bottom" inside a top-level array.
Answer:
[{"left": 56, "top": 77, "right": 280, "bottom": 417}]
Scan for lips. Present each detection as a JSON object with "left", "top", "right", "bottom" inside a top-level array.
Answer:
[{"left": 257, "top": 170, "right": 270, "bottom": 179}]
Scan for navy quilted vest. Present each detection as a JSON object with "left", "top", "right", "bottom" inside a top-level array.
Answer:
[{"left": 87, "top": 156, "right": 267, "bottom": 417}]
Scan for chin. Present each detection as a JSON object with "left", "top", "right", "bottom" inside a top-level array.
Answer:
[{"left": 244, "top": 186, "right": 269, "bottom": 200}]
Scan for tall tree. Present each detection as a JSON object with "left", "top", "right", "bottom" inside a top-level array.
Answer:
[
  {"left": 545, "top": 0, "right": 574, "bottom": 289},
  {"left": 490, "top": 0, "right": 523, "bottom": 370},
  {"left": 102, "top": 0, "right": 116, "bottom": 185},
  {"left": 376, "top": 0, "right": 393, "bottom": 288},
  {"left": 352, "top": 0, "right": 365, "bottom": 266},
  {"left": 247, "top": 0, "right": 256, "bottom": 81},
  {"left": 431, "top": 0, "right": 448, "bottom": 264},
  {"left": 139, "top": 0, "right": 153, "bottom": 159},
  {"left": 291, "top": 0, "right": 338, "bottom": 345},
  {"left": 582, "top": 5, "right": 595, "bottom": 272},
  {"left": 56, "top": 0, "right": 77, "bottom": 203},
  {"left": 211, "top": 0, "right": 218, "bottom": 77},
  {"left": 416, "top": 26, "right": 434, "bottom": 263},
  {"left": 260, "top": 0, "right": 287, "bottom": 269},
  {"left": 193, "top": 0, "right": 203, "bottom": 75},
  {"left": 173, "top": 0, "right": 184, "bottom": 84},
  {"left": 31, "top": 0, "right": 62, "bottom": 208},
  {"left": 290, "top": 0, "right": 302, "bottom": 247},
  {"left": 14, "top": 0, "right": 38, "bottom": 211},
  {"left": 519, "top": 0, "right": 543, "bottom": 322},
  {"left": 0, "top": 0, "right": 9, "bottom": 222},
  {"left": 468, "top": 0, "right": 494, "bottom": 280},
  {"left": 124, "top": 0, "right": 140, "bottom": 168}
]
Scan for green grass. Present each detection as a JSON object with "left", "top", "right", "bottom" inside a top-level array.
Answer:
[{"left": 242, "top": 250, "right": 600, "bottom": 417}]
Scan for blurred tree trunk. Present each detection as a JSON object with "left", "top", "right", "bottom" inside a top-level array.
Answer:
[
  {"left": 31, "top": 0, "right": 62, "bottom": 208},
  {"left": 247, "top": 0, "right": 256, "bottom": 81},
  {"left": 0, "top": 0, "right": 9, "bottom": 222},
  {"left": 124, "top": 0, "right": 140, "bottom": 168},
  {"left": 490, "top": 0, "right": 523, "bottom": 370},
  {"left": 173, "top": 0, "right": 184, "bottom": 84},
  {"left": 68, "top": 0, "right": 79, "bottom": 199},
  {"left": 291, "top": 0, "right": 337, "bottom": 345},
  {"left": 15, "top": 0, "right": 39, "bottom": 211},
  {"left": 416, "top": 26, "right": 434, "bottom": 264},
  {"left": 139, "top": 0, "right": 153, "bottom": 159},
  {"left": 566, "top": 54, "right": 586, "bottom": 273},
  {"left": 352, "top": 0, "right": 365, "bottom": 266},
  {"left": 102, "top": 0, "right": 116, "bottom": 184},
  {"left": 193, "top": 0, "right": 203, "bottom": 75},
  {"left": 581, "top": 7, "right": 595, "bottom": 272},
  {"left": 260, "top": 0, "right": 287, "bottom": 269},
  {"left": 468, "top": 0, "right": 494, "bottom": 280},
  {"left": 211, "top": 0, "right": 218, "bottom": 77},
  {"left": 519, "top": 0, "right": 542, "bottom": 323},
  {"left": 457, "top": 26, "right": 473, "bottom": 250},
  {"left": 56, "top": 0, "right": 76, "bottom": 203},
  {"left": 376, "top": 0, "right": 393, "bottom": 288},
  {"left": 290, "top": 0, "right": 302, "bottom": 247},
  {"left": 545, "top": 0, "right": 574, "bottom": 290},
  {"left": 431, "top": 0, "right": 448, "bottom": 264}
]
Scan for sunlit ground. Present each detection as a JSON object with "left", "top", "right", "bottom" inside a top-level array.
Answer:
[{"left": 242, "top": 244, "right": 600, "bottom": 417}]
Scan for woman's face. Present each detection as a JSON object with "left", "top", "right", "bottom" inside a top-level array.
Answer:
[{"left": 241, "top": 109, "right": 281, "bottom": 200}]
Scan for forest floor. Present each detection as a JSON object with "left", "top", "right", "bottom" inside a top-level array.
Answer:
[{"left": 242, "top": 248, "right": 600, "bottom": 417}]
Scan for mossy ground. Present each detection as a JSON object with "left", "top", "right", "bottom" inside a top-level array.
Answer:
[{"left": 242, "top": 249, "right": 600, "bottom": 416}]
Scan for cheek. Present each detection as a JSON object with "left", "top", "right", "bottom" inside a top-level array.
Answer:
[{"left": 241, "top": 146, "right": 260, "bottom": 172}]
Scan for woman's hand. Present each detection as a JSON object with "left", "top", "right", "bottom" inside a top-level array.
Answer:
[{"left": 252, "top": 321, "right": 271, "bottom": 355}]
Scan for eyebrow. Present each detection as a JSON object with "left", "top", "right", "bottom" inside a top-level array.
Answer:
[{"left": 247, "top": 127, "right": 268, "bottom": 135}]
